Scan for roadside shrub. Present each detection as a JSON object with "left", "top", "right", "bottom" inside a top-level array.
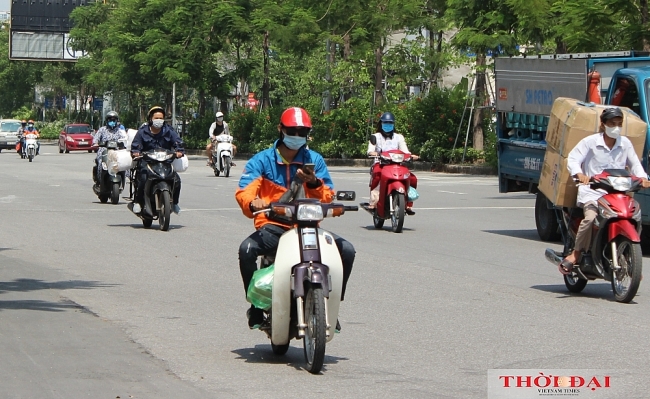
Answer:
[{"left": 37, "top": 120, "right": 66, "bottom": 139}]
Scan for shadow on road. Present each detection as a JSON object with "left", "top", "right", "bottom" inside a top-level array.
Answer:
[
  {"left": 0, "top": 278, "right": 114, "bottom": 295},
  {"left": 361, "top": 226, "right": 415, "bottom": 232},
  {"left": 106, "top": 223, "right": 185, "bottom": 230},
  {"left": 0, "top": 299, "right": 84, "bottom": 312},
  {"left": 232, "top": 345, "right": 348, "bottom": 373},
  {"left": 483, "top": 229, "right": 552, "bottom": 242},
  {"left": 529, "top": 283, "right": 634, "bottom": 303}
]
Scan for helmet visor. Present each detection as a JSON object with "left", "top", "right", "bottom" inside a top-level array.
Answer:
[{"left": 283, "top": 127, "right": 311, "bottom": 137}]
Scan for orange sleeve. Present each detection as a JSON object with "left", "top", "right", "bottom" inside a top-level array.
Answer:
[
  {"left": 305, "top": 181, "right": 335, "bottom": 204},
  {"left": 235, "top": 177, "right": 263, "bottom": 218}
]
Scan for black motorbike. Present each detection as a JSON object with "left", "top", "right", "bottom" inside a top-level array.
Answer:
[
  {"left": 128, "top": 148, "right": 178, "bottom": 231},
  {"left": 93, "top": 140, "right": 127, "bottom": 204}
]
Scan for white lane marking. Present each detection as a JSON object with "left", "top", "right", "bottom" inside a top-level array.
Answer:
[
  {"left": 415, "top": 206, "right": 533, "bottom": 210},
  {"left": 49, "top": 185, "right": 60, "bottom": 187},
  {"left": 0, "top": 195, "right": 16, "bottom": 203},
  {"left": 438, "top": 190, "right": 467, "bottom": 195}
]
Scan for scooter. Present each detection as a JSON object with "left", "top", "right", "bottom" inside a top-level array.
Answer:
[
  {"left": 128, "top": 148, "right": 179, "bottom": 231},
  {"left": 93, "top": 140, "right": 128, "bottom": 204},
  {"left": 24, "top": 133, "right": 38, "bottom": 162},
  {"left": 360, "top": 145, "right": 412, "bottom": 233},
  {"left": 249, "top": 177, "right": 358, "bottom": 374},
  {"left": 211, "top": 134, "right": 234, "bottom": 177},
  {"left": 544, "top": 169, "right": 643, "bottom": 303}
]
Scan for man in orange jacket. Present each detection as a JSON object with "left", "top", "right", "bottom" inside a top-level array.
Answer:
[{"left": 235, "top": 107, "right": 356, "bottom": 329}]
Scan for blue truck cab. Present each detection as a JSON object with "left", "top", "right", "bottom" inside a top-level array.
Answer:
[{"left": 495, "top": 51, "right": 650, "bottom": 241}]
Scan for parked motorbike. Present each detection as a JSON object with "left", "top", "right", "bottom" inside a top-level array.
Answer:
[
  {"left": 544, "top": 169, "right": 643, "bottom": 303},
  {"left": 93, "top": 140, "right": 128, "bottom": 204},
  {"left": 360, "top": 146, "right": 412, "bottom": 233},
  {"left": 24, "top": 133, "right": 38, "bottom": 162},
  {"left": 211, "top": 134, "right": 234, "bottom": 177},
  {"left": 249, "top": 177, "right": 357, "bottom": 374},
  {"left": 128, "top": 148, "right": 179, "bottom": 231}
]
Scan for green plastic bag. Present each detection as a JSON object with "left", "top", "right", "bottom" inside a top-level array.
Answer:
[{"left": 246, "top": 264, "right": 274, "bottom": 311}]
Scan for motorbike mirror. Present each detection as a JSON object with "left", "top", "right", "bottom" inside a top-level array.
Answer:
[
  {"left": 369, "top": 135, "right": 377, "bottom": 145},
  {"left": 336, "top": 191, "right": 356, "bottom": 201}
]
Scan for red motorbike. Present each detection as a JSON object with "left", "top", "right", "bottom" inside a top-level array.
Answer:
[
  {"left": 545, "top": 169, "right": 643, "bottom": 303},
  {"left": 361, "top": 149, "right": 412, "bottom": 233}
]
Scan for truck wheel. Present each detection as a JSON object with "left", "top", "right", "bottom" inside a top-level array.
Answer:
[{"left": 535, "top": 192, "right": 560, "bottom": 242}]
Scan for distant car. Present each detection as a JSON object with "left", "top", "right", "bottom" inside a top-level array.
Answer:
[
  {"left": 59, "top": 124, "right": 97, "bottom": 153},
  {"left": 0, "top": 119, "right": 21, "bottom": 152}
]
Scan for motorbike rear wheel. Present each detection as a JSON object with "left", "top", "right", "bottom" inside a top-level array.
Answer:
[
  {"left": 611, "top": 237, "right": 642, "bottom": 303},
  {"left": 142, "top": 217, "right": 153, "bottom": 228},
  {"left": 98, "top": 194, "right": 109, "bottom": 203},
  {"left": 224, "top": 156, "right": 231, "bottom": 177},
  {"left": 391, "top": 192, "right": 405, "bottom": 233},
  {"left": 303, "top": 284, "right": 326, "bottom": 374},
  {"left": 110, "top": 182, "right": 120, "bottom": 204},
  {"left": 373, "top": 214, "right": 384, "bottom": 229},
  {"left": 28, "top": 153, "right": 33, "bottom": 162},
  {"left": 158, "top": 191, "right": 171, "bottom": 231},
  {"left": 563, "top": 273, "right": 588, "bottom": 293}
]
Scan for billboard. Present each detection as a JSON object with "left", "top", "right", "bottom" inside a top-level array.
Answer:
[{"left": 9, "top": 0, "right": 88, "bottom": 61}]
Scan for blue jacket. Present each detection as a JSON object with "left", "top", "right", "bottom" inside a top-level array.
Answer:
[{"left": 131, "top": 124, "right": 184, "bottom": 154}]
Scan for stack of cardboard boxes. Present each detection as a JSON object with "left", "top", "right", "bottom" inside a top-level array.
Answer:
[{"left": 538, "top": 97, "right": 647, "bottom": 207}]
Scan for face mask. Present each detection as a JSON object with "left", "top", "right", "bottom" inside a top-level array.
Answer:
[
  {"left": 152, "top": 119, "right": 164, "bottom": 129},
  {"left": 108, "top": 121, "right": 117, "bottom": 128},
  {"left": 282, "top": 133, "right": 307, "bottom": 150},
  {"left": 28, "top": 124, "right": 34, "bottom": 129},
  {"left": 381, "top": 123, "right": 394, "bottom": 133},
  {"left": 605, "top": 125, "right": 621, "bottom": 139},
  {"left": 216, "top": 117, "right": 224, "bottom": 122}
]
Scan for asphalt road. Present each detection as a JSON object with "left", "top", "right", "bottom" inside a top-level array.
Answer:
[{"left": 1, "top": 144, "right": 649, "bottom": 398}]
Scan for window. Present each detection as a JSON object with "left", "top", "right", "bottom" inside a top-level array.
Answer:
[
  {"left": 611, "top": 77, "right": 641, "bottom": 116},
  {"left": 67, "top": 125, "right": 90, "bottom": 134},
  {"left": 0, "top": 122, "right": 22, "bottom": 132}
]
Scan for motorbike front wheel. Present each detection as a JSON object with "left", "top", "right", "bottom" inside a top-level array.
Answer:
[
  {"left": 611, "top": 237, "right": 643, "bottom": 303},
  {"left": 158, "top": 190, "right": 171, "bottom": 231},
  {"left": 303, "top": 284, "right": 326, "bottom": 374},
  {"left": 271, "top": 343, "right": 289, "bottom": 356},
  {"left": 223, "top": 156, "right": 231, "bottom": 177},
  {"left": 110, "top": 182, "right": 120, "bottom": 204},
  {"left": 28, "top": 152, "right": 33, "bottom": 162},
  {"left": 373, "top": 213, "right": 384, "bottom": 229},
  {"left": 98, "top": 194, "right": 109, "bottom": 203},
  {"left": 391, "top": 192, "right": 406, "bottom": 233},
  {"left": 142, "top": 217, "right": 153, "bottom": 229}
]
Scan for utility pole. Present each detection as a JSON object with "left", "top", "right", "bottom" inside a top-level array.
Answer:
[{"left": 172, "top": 83, "right": 177, "bottom": 133}]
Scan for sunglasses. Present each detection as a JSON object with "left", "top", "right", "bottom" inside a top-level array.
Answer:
[{"left": 284, "top": 127, "right": 311, "bottom": 137}]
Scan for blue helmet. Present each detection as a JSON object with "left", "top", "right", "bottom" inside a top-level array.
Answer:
[
  {"left": 380, "top": 112, "right": 395, "bottom": 123},
  {"left": 379, "top": 112, "right": 395, "bottom": 136}
]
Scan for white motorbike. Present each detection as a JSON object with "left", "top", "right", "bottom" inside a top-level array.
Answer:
[
  {"left": 24, "top": 133, "right": 38, "bottom": 162},
  {"left": 211, "top": 134, "right": 234, "bottom": 177},
  {"left": 249, "top": 178, "right": 357, "bottom": 374}
]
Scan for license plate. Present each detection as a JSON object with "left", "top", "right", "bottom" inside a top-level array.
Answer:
[
  {"left": 79, "top": 141, "right": 88, "bottom": 145},
  {"left": 7, "top": 142, "right": 15, "bottom": 145}
]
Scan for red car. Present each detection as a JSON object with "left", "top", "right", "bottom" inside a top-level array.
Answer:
[{"left": 59, "top": 124, "right": 97, "bottom": 153}]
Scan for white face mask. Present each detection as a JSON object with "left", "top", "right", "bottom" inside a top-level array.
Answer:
[
  {"left": 152, "top": 119, "right": 164, "bottom": 129},
  {"left": 604, "top": 125, "right": 621, "bottom": 139}
]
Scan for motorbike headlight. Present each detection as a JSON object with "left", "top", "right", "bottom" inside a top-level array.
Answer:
[
  {"left": 390, "top": 153, "right": 404, "bottom": 163},
  {"left": 147, "top": 151, "right": 174, "bottom": 161},
  {"left": 607, "top": 176, "right": 632, "bottom": 191},
  {"left": 297, "top": 204, "right": 324, "bottom": 221}
]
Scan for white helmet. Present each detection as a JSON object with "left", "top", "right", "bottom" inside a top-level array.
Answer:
[{"left": 215, "top": 111, "right": 224, "bottom": 118}]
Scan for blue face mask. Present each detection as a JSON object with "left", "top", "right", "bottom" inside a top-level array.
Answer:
[
  {"left": 381, "top": 123, "right": 394, "bottom": 133},
  {"left": 283, "top": 133, "right": 307, "bottom": 150},
  {"left": 108, "top": 121, "right": 117, "bottom": 128}
]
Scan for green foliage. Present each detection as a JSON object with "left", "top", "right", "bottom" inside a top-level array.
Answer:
[{"left": 37, "top": 120, "right": 67, "bottom": 140}]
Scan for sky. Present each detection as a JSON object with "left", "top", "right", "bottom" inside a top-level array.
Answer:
[{"left": 0, "top": 0, "right": 9, "bottom": 12}]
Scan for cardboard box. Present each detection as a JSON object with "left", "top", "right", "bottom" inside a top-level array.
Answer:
[
  {"left": 545, "top": 97, "right": 647, "bottom": 158},
  {"left": 538, "top": 146, "right": 578, "bottom": 207}
]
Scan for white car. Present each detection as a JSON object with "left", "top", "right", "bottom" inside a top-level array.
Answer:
[{"left": 0, "top": 119, "right": 21, "bottom": 152}]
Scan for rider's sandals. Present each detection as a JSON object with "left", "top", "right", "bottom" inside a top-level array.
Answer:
[
  {"left": 558, "top": 259, "right": 575, "bottom": 275},
  {"left": 405, "top": 208, "right": 415, "bottom": 215}
]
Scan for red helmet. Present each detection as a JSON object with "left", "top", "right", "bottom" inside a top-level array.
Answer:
[{"left": 280, "top": 107, "right": 312, "bottom": 128}]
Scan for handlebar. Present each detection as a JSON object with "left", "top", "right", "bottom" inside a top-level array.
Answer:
[{"left": 344, "top": 205, "right": 359, "bottom": 211}]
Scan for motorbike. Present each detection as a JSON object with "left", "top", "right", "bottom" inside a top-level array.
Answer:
[
  {"left": 211, "top": 134, "right": 234, "bottom": 177},
  {"left": 544, "top": 169, "right": 643, "bottom": 303},
  {"left": 24, "top": 133, "right": 38, "bottom": 162},
  {"left": 250, "top": 176, "right": 358, "bottom": 374},
  {"left": 93, "top": 140, "right": 128, "bottom": 204},
  {"left": 128, "top": 148, "right": 179, "bottom": 231},
  {"left": 360, "top": 142, "right": 412, "bottom": 233}
]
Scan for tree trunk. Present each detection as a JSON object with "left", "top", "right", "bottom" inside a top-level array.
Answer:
[
  {"left": 472, "top": 53, "right": 486, "bottom": 152},
  {"left": 374, "top": 40, "right": 384, "bottom": 106},
  {"left": 262, "top": 30, "right": 271, "bottom": 110},
  {"left": 343, "top": 33, "right": 352, "bottom": 101},
  {"left": 642, "top": 0, "right": 650, "bottom": 50},
  {"left": 198, "top": 89, "right": 206, "bottom": 116}
]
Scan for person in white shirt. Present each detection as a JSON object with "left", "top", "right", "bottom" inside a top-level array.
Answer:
[
  {"left": 561, "top": 107, "right": 650, "bottom": 273},
  {"left": 366, "top": 112, "right": 419, "bottom": 214},
  {"left": 206, "top": 111, "right": 237, "bottom": 166}
]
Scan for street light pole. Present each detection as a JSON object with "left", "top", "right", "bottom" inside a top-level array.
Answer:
[{"left": 172, "top": 83, "right": 177, "bottom": 133}]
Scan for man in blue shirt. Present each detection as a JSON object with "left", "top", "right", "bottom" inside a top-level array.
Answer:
[{"left": 130, "top": 106, "right": 185, "bottom": 214}]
